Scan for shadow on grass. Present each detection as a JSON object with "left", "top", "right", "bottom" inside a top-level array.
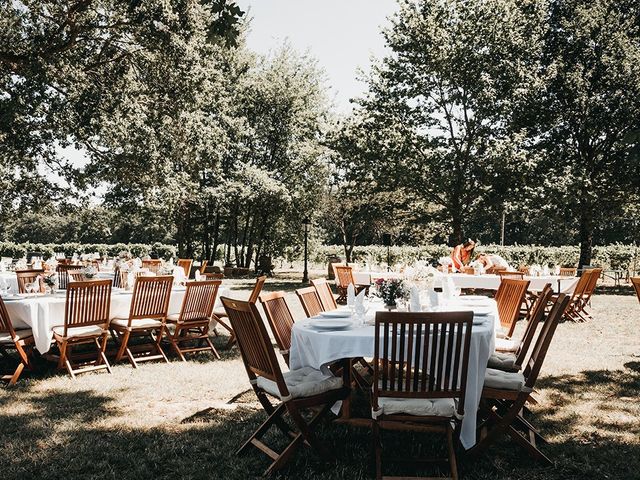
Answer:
[{"left": 1, "top": 363, "right": 639, "bottom": 480}]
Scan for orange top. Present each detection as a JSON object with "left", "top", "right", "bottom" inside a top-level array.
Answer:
[{"left": 451, "top": 245, "right": 471, "bottom": 271}]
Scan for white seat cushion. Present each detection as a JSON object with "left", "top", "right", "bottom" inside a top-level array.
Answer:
[
  {"left": 484, "top": 368, "right": 527, "bottom": 391},
  {"left": 110, "top": 318, "right": 163, "bottom": 329},
  {"left": 53, "top": 325, "right": 104, "bottom": 339},
  {"left": 487, "top": 352, "right": 519, "bottom": 372},
  {"left": 0, "top": 328, "right": 33, "bottom": 344},
  {"left": 375, "top": 396, "right": 458, "bottom": 418},
  {"left": 166, "top": 313, "right": 180, "bottom": 322},
  {"left": 495, "top": 338, "right": 519, "bottom": 352},
  {"left": 257, "top": 367, "right": 343, "bottom": 400}
]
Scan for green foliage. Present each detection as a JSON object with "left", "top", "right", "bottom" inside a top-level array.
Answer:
[
  {"left": 310, "top": 244, "right": 640, "bottom": 272},
  {"left": 0, "top": 242, "right": 177, "bottom": 260}
]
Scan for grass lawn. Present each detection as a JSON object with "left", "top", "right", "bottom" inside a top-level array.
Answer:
[{"left": 1, "top": 272, "right": 638, "bottom": 479}]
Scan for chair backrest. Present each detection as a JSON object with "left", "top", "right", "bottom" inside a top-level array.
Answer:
[
  {"left": 259, "top": 291, "right": 295, "bottom": 358},
  {"left": 141, "top": 259, "right": 162, "bottom": 274},
  {"left": 199, "top": 260, "right": 208, "bottom": 274},
  {"left": 523, "top": 294, "right": 570, "bottom": 389},
  {"left": 127, "top": 276, "right": 173, "bottom": 324},
  {"left": 62, "top": 280, "right": 112, "bottom": 336},
  {"left": 0, "top": 297, "right": 17, "bottom": 338},
  {"left": 56, "top": 264, "right": 83, "bottom": 289},
  {"left": 499, "top": 271, "right": 525, "bottom": 280},
  {"left": 296, "top": 286, "right": 324, "bottom": 318},
  {"left": 177, "top": 259, "right": 193, "bottom": 278},
  {"left": 178, "top": 280, "right": 221, "bottom": 322},
  {"left": 514, "top": 284, "right": 552, "bottom": 366},
  {"left": 311, "top": 278, "right": 338, "bottom": 311},
  {"left": 373, "top": 311, "right": 474, "bottom": 419},
  {"left": 202, "top": 272, "right": 224, "bottom": 280},
  {"left": 334, "top": 265, "right": 355, "bottom": 288},
  {"left": 112, "top": 265, "right": 122, "bottom": 288},
  {"left": 632, "top": 277, "right": 640, "bottom": 304},
  {"left": 559, "top": 267, "right": 577, "bottom": 277},
  {"left": 569, "top": 269, "right": 593, "bottom": 303},
  {"left": 249, "top": 275, "right": 268, "bottom": 303},
  {"left": 69, "top": 270, "right": 85, "bottom": 283},
  {"left": 15, "top": 269, "right": 44, "bottom": 293},
  {"left": 495, "top": 278, "right": 530, "bottom": 337},
  {"left": 221, "top": 297, "right": 289, "bottom": 395},
  {"left": 581, "top": 267, "right": 601, "bottom": 303}
]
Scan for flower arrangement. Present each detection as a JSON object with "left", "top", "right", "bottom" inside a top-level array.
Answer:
[
  {"left": 83, "top": 266, "right": 98, "bottom": 279},
  {"left": 43, "top": 272, "right": 58, "bottom": 288},
  {"left": 374, "top": 278, "right": 409, "bottom": 306}
]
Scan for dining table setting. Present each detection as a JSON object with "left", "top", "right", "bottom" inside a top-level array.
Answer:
[{"left": 289, "top": 292, "right": 498, "bottom": 450}]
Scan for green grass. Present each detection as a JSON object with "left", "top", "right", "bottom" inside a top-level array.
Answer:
[{"left": 1, "top": 273, "right": 639, "bottom": 479}]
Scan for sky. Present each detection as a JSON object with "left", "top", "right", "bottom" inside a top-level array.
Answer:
[{"left": 236, "top": 0, "right": 398, "bottom": 112}]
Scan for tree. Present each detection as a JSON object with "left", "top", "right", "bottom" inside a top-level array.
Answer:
[
  {"left": 518, "top": 0, "right": 640, "bottom": 266},
  {"left": 354, "top": 0, "right": 545, "bottom": 245}
]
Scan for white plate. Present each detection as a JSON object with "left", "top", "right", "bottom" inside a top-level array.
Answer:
[
  {"left": 319, "top": 310, "right": 352, "bottom": 319},
  {"left": 472, "top": 318, "right": 486, "bottom": 325},
  {"left": 308, "top": 319, "right": 353, "bottom": 331},
  {"left": 473, "top": 307, "right": 493, "bottom": 316},
  {"left": 461, "top": 295, "right": 489, "bottom": 300}
]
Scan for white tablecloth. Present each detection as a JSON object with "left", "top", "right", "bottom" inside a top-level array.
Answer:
[
  {"left": 289, "top": 298, "right": 498, "bottom": 449},
  {"left": 353, "top": 271, "right": 578, "bottom": 294},
  {"left": 3, "top": 287, "right": 228, "bottom": 353}
]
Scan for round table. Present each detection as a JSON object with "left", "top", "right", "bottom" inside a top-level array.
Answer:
[{"left": 289, "top": 298, "right": 498, "bottom": 450}]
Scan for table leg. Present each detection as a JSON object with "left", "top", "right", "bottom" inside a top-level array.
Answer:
[{"left": 341, "top": 358, "right": 353, "bottom": 420}]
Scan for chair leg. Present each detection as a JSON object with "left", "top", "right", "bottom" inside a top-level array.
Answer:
[
  {"left": 8, "top": 362, "right": 25, "bottom": 385},
  {"left": 372, "top": 420, "right": 383, "bottom": 480},
  {"left": 95, "top": 336, "right": 112, "bottom": 374},
  {"left": 447, "top": 423, "right": 459, "bottom": 480},
  {"left": 114, "top": 330, "right": 130, "bottom": 363}
]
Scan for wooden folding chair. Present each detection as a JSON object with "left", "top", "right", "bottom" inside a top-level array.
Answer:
[
  {"left": 112, "top": 265, "right": 122, "bottom": 288},
  {"left": 165, "top": 280, "right": 221, "bottom": 361},
  {"left": 559, "top": 267, "right": 576, "bottom": 277},
  {"left": 295, "top": 286, "right": 324, "bottom": 318},
  {"left": 469, "top": 294, "right": 571, "bottom": 464},
  {"left": 499, "top": 271, "right": 525, "bottom": 280},
  {"left": 56, "top": 264, "right": 84, "bottom": 289},
  {"left": 552, "top": 270, "right": 593, "bottom": 322},
  {"left": 52, "top": 279, "right": 113, "bottom": 378},
  {"left": 334, "top": 265, "right": 368, "bottom": 304},
  {"left": 141, "top": 259, "right": 162, "bottom": 274},
  {"left": 0, "top": 297, "right": 34, "bottom": 384},
  {"left": 576, "top": 267, "right": 601, "bottom": 320},
  {"left": 109, "top": 275, "right": 173, "bottom": 367},
  {"left": 212, "top": 275, "right": 266, "bottom": 348},
  {"left": 177, "top": 258, "right": 193, "bottom": 279},
  {"left": 372, "top": 311, "right": 474, "bottom": 480},
  {"left": 69, "top": 270, "right": 86, "bottom": 282},
  {"left": 199, "top": 260, "right": 208, "bottom": 274},
  {"left": 488, "top": 285, "right": 552, "bottom": 372},
  {"left": 494, "top": 279, "right": 530, "bottom": 341},
  {"left": 221, "top": 297, "right": 349, "bottom": 476},
  {"left": 15, "top": 269, "right": 44, "bottom": 293},
  {"left": 311, "top": 277, "right": 338, "bottom": 311},
  {"left": 632, "top": 277, "right": 640, "bottom": 304},
  {"left": 259, "top": 291, "right": 295, "bottom": 365}
]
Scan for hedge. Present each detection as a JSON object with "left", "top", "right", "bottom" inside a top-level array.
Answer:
[
  {"left": 1, "top": 241, "right": 638, "bottom": 272},
  {"left": 0, "top": 242, "right": 177, "bottom": 260},
  {"left": 310, "top": 244, "right": 640, "bottom": 271}
]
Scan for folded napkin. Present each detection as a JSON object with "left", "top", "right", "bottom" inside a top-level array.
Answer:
[
  {"left": 347, "top": 283, "right": 356, "bottom": 307},
  {"left": 354, "top": 289, "right": 366, "bottom": 316},
  {"left": 195, "top": 270, "right": 201, "bottom": 281},
  {"left": 409, "top": 285, "right": 421, "bottom": 312}
]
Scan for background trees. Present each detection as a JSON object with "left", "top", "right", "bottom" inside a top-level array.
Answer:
[{"left": 1, "top": 0, "right": 639, "bottom": 269}]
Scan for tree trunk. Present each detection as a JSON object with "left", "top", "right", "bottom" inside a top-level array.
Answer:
[
  {"left": 451, "top": 213, "right": 463, "bottom": 246},
  {"left": 210, "top": 209, "right": 220, "bottom": 264},
  {"left": 578, "top": 203, "right": 594, "bottom": 270}
]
